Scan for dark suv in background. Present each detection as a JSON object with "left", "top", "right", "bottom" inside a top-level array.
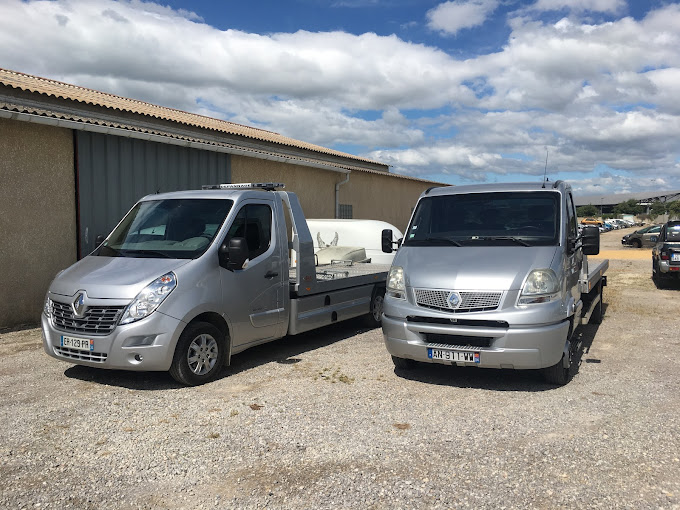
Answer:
[
  {"left": 622, "top": 224, "right": 661, "bottom": 248},
  {"left": 652, "top": 221, "right": 680, "bottom": 287}
]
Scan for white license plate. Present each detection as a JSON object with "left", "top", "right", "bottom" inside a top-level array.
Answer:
[
  {"left": 60, "top": 335, "right": 94, "bottom": 352},
  {"left": 428, "top": 348, "right": 480, "bottom": 363},
  {"left": 672, "top": 253, "right": 680, "bottom": 262}
]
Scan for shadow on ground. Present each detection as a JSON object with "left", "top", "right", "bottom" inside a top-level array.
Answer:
[{"left": 64, "top": 317, "right": 376, "bottom": 390}]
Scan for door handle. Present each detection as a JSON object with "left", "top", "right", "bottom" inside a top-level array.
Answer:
[{"left": 264, "top": 271, "right": 279, "bottom": 279}]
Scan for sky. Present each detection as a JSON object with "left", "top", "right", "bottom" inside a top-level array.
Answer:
[{"left": 1, "top": 0, "right": 679, "bottom": 198}]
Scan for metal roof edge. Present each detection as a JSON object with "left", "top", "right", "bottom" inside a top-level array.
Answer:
[
  {"left": 0, "top": 68, "right": 386, "bottom": 169},
  {"left": 0, "top": 107, "right": 354, "bottom": 174}
]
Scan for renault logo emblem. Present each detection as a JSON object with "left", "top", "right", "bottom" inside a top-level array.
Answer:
[
  {"left": 72, "top": 292, "right": 86, "bottom": 318},
  {"left": 447, "top": 291, "right": 461, "bottom": 308}
]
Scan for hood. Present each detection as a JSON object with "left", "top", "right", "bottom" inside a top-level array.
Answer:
[
  {"left": 49, "top": 256, "right": 191, "bottom": 299},
  {"left": 395, "top": 245, "right": 559, "bottom": 291}
]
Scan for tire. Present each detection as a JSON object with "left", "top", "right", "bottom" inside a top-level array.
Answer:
[
  {"left": 542, "top": 352, "right": 570, "bottom": 385},
  {"left": 652, "top": 260, "right": 666, "bottom": 289},
  {"left": 633, "top": 239, "right": 642, "bottom": 248},
  {"left": 392, "top": 355, "right": 416, "bottom": 370},
  {"left": 169, "top": 322, "right": 226, "bottom": 386},
  {"left": 364, "top": 288, "right": 385, "bottom": 328}
]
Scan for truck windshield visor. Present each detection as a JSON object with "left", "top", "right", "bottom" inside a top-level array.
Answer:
[
  {"left": 404, "top": 192, "right": 560, "bottom": 247},
  {"left": 96, "top": 199, "right": 233, "bottom": 259}
]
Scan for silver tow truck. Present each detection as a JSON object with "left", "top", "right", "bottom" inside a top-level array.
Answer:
[
  {"left": 380, "top": 180, "right": 608, "bottom": 385},
  {"left": 42, "top": 183, "right": 389, "bottom": 385}
]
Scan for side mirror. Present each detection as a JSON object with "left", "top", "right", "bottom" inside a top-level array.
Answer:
[
  {"left": 219, "top": 237, "right": 248, "bottom": 270},
  {"left": 381, "top": 229, "right": 394, "bottom": 253},
  {"left": 581, "top": 226, "right": 600, "bottom": 256},
  {"left": 95, "top": 235, "right": 106, "bottom": 248}
]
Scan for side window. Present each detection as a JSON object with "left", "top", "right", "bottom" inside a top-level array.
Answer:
[
  {"left": 666, "top": 224, "right": 680, "bottom": 242},
  {"left": 566, "top": 193, "right": 578, "bottom": 238},
  {"left": 224, "top": 204, "right": 272, "bottom": 261}
]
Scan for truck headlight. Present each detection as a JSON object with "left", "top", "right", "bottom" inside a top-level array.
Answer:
[
  {"left": 519, "top": 269, "right": 559, "bottom": 305},
  {"left": 120, "top": 272, "right": 177, "bottom": 325},
  {"left": 43, "top": 295, "right": 53, "bottom": 318},
  {"left": 387, "top": 266, "right": 406, "bottom": 299}
]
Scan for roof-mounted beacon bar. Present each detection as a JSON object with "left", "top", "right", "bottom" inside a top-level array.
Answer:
[{"left": 201, "top": 183, "right": 285, "bottom": 191}]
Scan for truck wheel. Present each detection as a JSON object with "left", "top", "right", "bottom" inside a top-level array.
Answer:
[
  {"left": 392, "top": 355, "right": 416, "bottom": 370},
  {"left": 542, "top": 354, "right": 570, "bottom": 386},
  {"left": 365, "top": 288, "right": 385, "bottom": 328},
  {"left": 169, "top": 322, "right": 226, "bottom": 386}
]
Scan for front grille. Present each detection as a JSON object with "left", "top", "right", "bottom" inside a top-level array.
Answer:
[
  {"left": 414, "top": 289, "right": 502, "bottom": 313},
  {"left": 424, "top": 334, "right": 492, "bottom": 348},
  {"left": 51, "top": 301, "right": 125, "bottom": 335},
  {"left": 54, "top": 346, "right": 108, "bottom": 363}
]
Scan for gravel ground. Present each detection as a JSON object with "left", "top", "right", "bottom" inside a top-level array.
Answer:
[{"left": 1, "top": 227, "right": 679, "bottom": 509}]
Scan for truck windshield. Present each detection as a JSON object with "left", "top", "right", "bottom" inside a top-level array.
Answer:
[
  {"left": 404, "top": 192, "right": 560, "bottom": 247},
  {"left": 95, "top": 199, "right": 233, "bottom": 259}
]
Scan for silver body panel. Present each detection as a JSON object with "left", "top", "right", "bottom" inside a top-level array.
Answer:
[
  {"left": 383, "top": 181, "right": 606, "bottom": 371},
  {"left": 42, "top": 187, "right": 386, "bottom": 372}
]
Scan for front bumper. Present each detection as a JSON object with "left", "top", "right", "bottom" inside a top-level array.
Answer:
[
  {"left": 41, "top": 311, "right": 184, "bottom": 372},
  {"left": 382, "top": 293, "right": 570, "bottom": 370}
]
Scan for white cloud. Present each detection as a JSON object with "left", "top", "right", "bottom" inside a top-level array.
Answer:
[
  {"left": 426, "top": 0, "right": 500, "bottom": 35},
  {"left": 0, "top": 0, "right": 680, "bottom": 195},
  {"left": 532, "top": 0, "right": 627, "bottom": 14}
]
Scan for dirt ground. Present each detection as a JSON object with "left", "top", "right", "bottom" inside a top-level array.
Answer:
[{"left": 1, "top": 225, "right": 678, "bottom": 509}]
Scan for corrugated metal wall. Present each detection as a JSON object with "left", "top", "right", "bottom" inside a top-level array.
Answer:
[{"left": 76, "top": 132, "right": 231, "bottom": 257}]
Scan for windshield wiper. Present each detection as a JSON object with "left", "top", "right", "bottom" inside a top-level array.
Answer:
[
  {"left": 121, "top": 249, "right": 173, "bottom": 259},
  {"left": 422, "top": 236, "right": 462, "bottom": 246},
  {"left": 98, "top": 245, "right": 123, "bottom": 257},
  {"left": 471, "top": 236, "right": 530, "bottom": 247}
]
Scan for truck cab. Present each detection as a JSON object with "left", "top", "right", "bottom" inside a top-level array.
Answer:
[{"left": 381, "top": 181, "right": 607, "bottom": 385}]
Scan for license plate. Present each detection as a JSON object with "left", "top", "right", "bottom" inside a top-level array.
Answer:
[
  {"left": 60, "top": 335, "right": 94, "bottom": 352},
  {"left": 672, "top": 253, "right": 680, "bottom": 262},
  {"left": 428, "top": 348, "right": 480, "bottom": 363}
]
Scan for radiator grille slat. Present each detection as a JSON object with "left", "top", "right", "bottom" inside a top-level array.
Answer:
[
  {"left": 414, "top": 289, "right": 502, "bottom": 313},
  {"left": 52, "top": 301, "right": 124, "bottom": 335},
  {"left": 424, "top": 334, "right": 492, "bottom": 348},
  {"left": 54, "top": 346, "right": 108, "bottom": 363}
]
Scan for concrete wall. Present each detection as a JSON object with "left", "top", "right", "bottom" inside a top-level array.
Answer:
[
  {"left": 232, "top": 156, "right": 435, "bottom": 231},
  {"left": 231, "top": 156, "right": 339, "bottom": 218},
  {"left": 0, "top": 118, "right": 77, "bottom": 328},
  {"left": 339, "top": 170, "right": 433, "bottom": 231}
]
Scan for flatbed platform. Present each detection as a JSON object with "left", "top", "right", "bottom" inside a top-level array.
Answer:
[{"left": 289, "top": 261, "right": 391, "bottom": 295}]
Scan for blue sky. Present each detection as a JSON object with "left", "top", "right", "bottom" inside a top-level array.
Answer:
[{"left": 1, "top": 0, "right": 679, "bottom": 198}]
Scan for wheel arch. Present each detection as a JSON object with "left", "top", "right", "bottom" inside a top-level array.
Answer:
[{"left": 183, "top": 312, "right": 232, "bottom": 365}]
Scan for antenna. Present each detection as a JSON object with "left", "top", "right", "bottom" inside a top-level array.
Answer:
[{"left": 541, "top": 148, "right": 549, "bottom": 188}]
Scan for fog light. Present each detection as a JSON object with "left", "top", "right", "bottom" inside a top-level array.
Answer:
[{"left": 134, "top": 354, "right": 143, "bottom": 362}]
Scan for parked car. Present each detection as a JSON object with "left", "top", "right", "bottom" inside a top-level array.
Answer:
[
  {"left": 581, "top": 217, "right": 603, "bottom": 226},
  {"left": 652, "top": 221, "right": 680, "bottom": 287},
  {"left": 609, "top": 219, "right": 630, "bottom": 229},
  {"left": 622, "top": 225, "right": 661, "bottom": 248}
]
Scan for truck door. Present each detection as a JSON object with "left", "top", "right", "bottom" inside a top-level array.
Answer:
[
  {"left": 219, "top": 200, "right": 285, "bottom": 348},
  {"left": 566, "top": 192, "right": 582, "bottom": 304}
]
